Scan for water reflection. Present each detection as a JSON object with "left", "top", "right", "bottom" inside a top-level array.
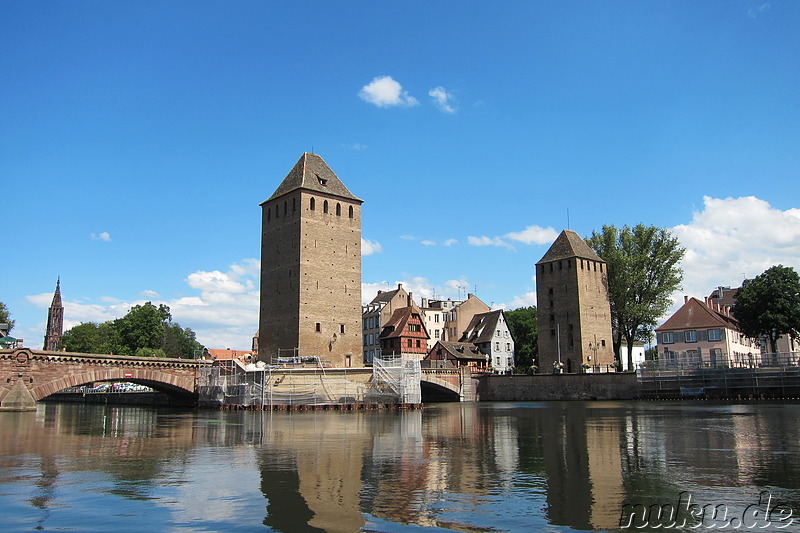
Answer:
[{"left": 1, "top": 402, "right": 799, "bottom": 532}]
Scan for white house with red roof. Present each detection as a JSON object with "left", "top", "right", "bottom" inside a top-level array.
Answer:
[{"left": 655, "top": 296, "right": 761, "bottom": 368}]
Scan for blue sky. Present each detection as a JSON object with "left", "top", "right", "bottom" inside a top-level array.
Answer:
[{"left": 3, "top": 1, "right": 799, "bottom": 351}]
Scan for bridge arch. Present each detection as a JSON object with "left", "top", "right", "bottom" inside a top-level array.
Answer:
[
  {"left": 420, "top": 374, "right": 461, "bottom": 402},
  {"left": 1, "top": 348, "right": 211, "bottom": 410}
]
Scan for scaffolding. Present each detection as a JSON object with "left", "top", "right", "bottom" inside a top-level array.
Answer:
[
  {"left": 637, "top": 351, "right": 800, "bottom": 399},
  {"left": 197, "top": 355, "right": 422, "bottom": 408}
]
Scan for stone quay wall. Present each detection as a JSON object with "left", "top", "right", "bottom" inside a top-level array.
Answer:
[{"left": 476, "top": 372, "right": 638, "bottom": 401}]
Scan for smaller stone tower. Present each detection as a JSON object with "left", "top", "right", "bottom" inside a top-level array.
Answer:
[
  {"left": 43, "top": 278, "right": 64, "bottom": 351},
  {"left": 536, "top": 231, "right": 614, "bottom": 373}
]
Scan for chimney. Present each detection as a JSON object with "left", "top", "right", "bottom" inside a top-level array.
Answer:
[
  {"left": 684, "top": 296, "right": 689, "bottom": 304},
  {"left": 398, "top": 283, "right": 403, "bottom": 291},
  {"left": 468, "top": 293, "right": 474, "bottom": 299},
  {"left": 408, "top": 292, "right": 413, "bottom": 307},
  {"left": 421, "top": 297, "right": 428, "bottom": 308}
]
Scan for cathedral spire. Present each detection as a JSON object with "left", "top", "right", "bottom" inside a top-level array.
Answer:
[{"left": 44, "top": 278, "right": 64, "bottom": 351}]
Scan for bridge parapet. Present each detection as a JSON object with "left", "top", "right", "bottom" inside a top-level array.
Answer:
[{"left": 0, "top": 348, "right": 212, "bottom": 411}]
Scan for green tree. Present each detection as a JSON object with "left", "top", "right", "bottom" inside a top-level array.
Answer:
[
  {"left": 134, "top": 347, "right": 168, "bottom": 358},
  {"left": 115, "top": 302, "right": 171, "bottom": 355},
  {"left": 161, "top": 322, "right": 203, "bottom": 359},
  {"left": 504, "top": 306, "right": 538, "bottom": 373},
  {"left": 62, "top": 322, "right": 101, "bottom": 353},
  {"left": 586, "top": 224, "right": 685, "bottom": 370},
  {"left": 61, "top": 302, "right": 203, "bottom": 358},
  {"left": 0, "top": 301, "right": 14, "bottom": 333},
  {"left": 733, "top": 265, "right": 800, "bottom": 354}
]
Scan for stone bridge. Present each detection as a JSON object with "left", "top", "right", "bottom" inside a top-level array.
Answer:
[
  {"left": 0, "top": 348, "right": 213, "bottom": 411},
  {"left": 420, "top": 368, "right": 477, "bottom": 401}
]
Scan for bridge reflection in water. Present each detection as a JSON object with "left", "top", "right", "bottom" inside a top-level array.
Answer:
[{"left": 4, "top": 401, "right": 800, "bottom": 531}]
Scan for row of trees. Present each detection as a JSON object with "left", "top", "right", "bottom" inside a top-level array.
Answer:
[{"left": 61, "top": 302, "right": 204, "bottom": 359}]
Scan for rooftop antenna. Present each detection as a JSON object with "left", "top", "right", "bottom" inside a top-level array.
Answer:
[{"left": 567, "top": 208, "right": 570, "bottom": 230}]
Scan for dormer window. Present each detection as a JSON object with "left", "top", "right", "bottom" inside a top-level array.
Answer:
[{"left": 316, "top": 174, "right": 328, "bottom": 187}]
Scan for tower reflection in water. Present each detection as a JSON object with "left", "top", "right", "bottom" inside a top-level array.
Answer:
[{"left": 4, "top": 402, "right": 800, "bottom": 532}]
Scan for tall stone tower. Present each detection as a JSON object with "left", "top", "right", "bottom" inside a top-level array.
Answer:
[
  {"left": 536, "top": 230, "right": 614, "bottom": 373},
  {"left": 43, "top": 278, "right": 64, "bottom": 351},
  {"left": 258, "top": 153, "right": 363, "bottom": 367}
]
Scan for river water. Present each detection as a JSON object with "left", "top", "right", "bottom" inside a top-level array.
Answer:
[{"left": 2, "top": 401, "right": 800, "bottom": 532}]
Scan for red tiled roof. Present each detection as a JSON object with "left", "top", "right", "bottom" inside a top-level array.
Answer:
[
  {"left": 657, "top": 297, "right": 739, "bottom": 332},
  {"left": 206, "top": 348, "right": 252, "bottom": 360}
]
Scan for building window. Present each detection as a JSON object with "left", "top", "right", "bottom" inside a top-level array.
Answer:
[
  {"left": 267, "top": 208, "right": 271, "bottom": 221},
  {"left": 506, "top": 343, "right": 511, "bottom": 351},
  {"left": 416, "top": 340, "right": 421, "bottom": 348},
  {"left": 323, "top": 200, "right": 329, "bottom": 213},
  {"left": 336, "top": 203, "right": 341, "bottom": 216},
  {"left": 662, "top": 332, "right": 674, "bottom": 344},
  {"left": 409, "top": 323, "right": 421, "bottom": 332},
  {"left": 708, "top": 329, "right": 721, "bottom": 341},
  {"left": 340, "top": 324, "right": 345, "bottom": 334},
  {"left": 408, "top": 339, "right": 412, "bottom": 348},
  {"left": 315, "top": 322, "right": 321, "bottom": 333},
  {"left": 349, "top": 206, "right": 354, "bottom": 218},
  {"left": 495, "top": 342, "right": 500, "bottom": 350},
  {"left": 310, "top": 198, "right": 315, "bottom": 210},
  {"left": 685, "top": 330, "right": 697, "bottom": 343},
  {"left": 435, "top": 329, "right": 440, "bottom": 339}
]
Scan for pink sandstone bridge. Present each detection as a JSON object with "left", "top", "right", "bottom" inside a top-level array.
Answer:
[{"left": 0, "top": 348, "right": 213, "bottom": 411}]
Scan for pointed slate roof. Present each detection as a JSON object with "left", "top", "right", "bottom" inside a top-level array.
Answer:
[
  {"left": 51, "top": 278, "right": 62, "bottom": 307},
  {"left": 263, "top": 152, "right": 363, "bottom": 204},
  {"left": 657, "top": 297, "right": 739, "bottom": 332},
  {"left": 536, "top": 230, "right": 603, "bottom": 264},
  {"left": 459, "top": 310, "right": 505, "bottom": 344}
]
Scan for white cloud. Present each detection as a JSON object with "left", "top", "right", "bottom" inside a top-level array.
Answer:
[
  {"left": 505, "top": 225, "right": 559, "bottom": 245},
  {"left": 91, "top": 232, "right": 111, "bottom": 241},
  {"left": 343, "top": 142, "right": 368, "bottom": 151},
  {"left": 468, "top": 224, "right": 559, "bottom": 249},
  {"left": 359, "top": 76, "right": 419, "bottom": 108},
  {"left": 468, "top": 235, "right": 514, "bottom": 249},
  {"left": 421, "top": 240, "right": 436, "bottom": 246},
  {"left": 672, "top": 196, "right": 800, "bottom": 302},
  {"left": 139, "top": 290, "right": 160, "bottom": 299},
  {"left": 429, "top": 86, "right": 456, "bottom": 113},
  {"left": 185, "top": 270, "right": 251, "bottom": 294},
  {"left": 748, "top": 3, "right": 770, "bottom": 19},
  {"left": 443, "top": 238, "right": 457, "bottom": 247},
  {"left": 362, "top": 238, "right": 383, "bottom": 256},
  {"left": 495, "top": 291, "right": 538, "bottom": 310}
]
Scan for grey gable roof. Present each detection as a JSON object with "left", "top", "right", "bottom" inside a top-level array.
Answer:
[
  {"left": 459, "top": 310, "right": 504, "bottom": 344},
  {"left": 536, "top": 229, "right": 603, "bottom": 264},
  {"left": 263, "top": 153, "right": 363, "bottom": 204}
]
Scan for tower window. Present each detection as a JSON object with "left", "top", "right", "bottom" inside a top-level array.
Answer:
[
  {"left": 324, "top": 200, "right": 329, "bottom": 213},
  {"left": 336, "top": 203, "right": 341, "bottom": 216},
  {"left": 349, "top": 206, "right": 354, "bottom": 218},
  {"left": 315, "top": 322, "right": 321, "bottom": 333},
  {"left": 267, "top": 208, "right": 271, "bottom": 221},
  {"left": 310, "top": 198, "right": 315, "bottom": 210},
  {"left": 340, "top": 324, "right": 345, "bottom": 334}
]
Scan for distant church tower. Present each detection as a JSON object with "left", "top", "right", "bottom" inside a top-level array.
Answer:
[
  {"left": 43, "top": 278, "right": 64, "bottom": 351},
  {"left": 258, "top": 153, "right": 363, "bottom": 367},
  {"left": 536, "top": 230, "right": 614, "bottom": 373}
]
